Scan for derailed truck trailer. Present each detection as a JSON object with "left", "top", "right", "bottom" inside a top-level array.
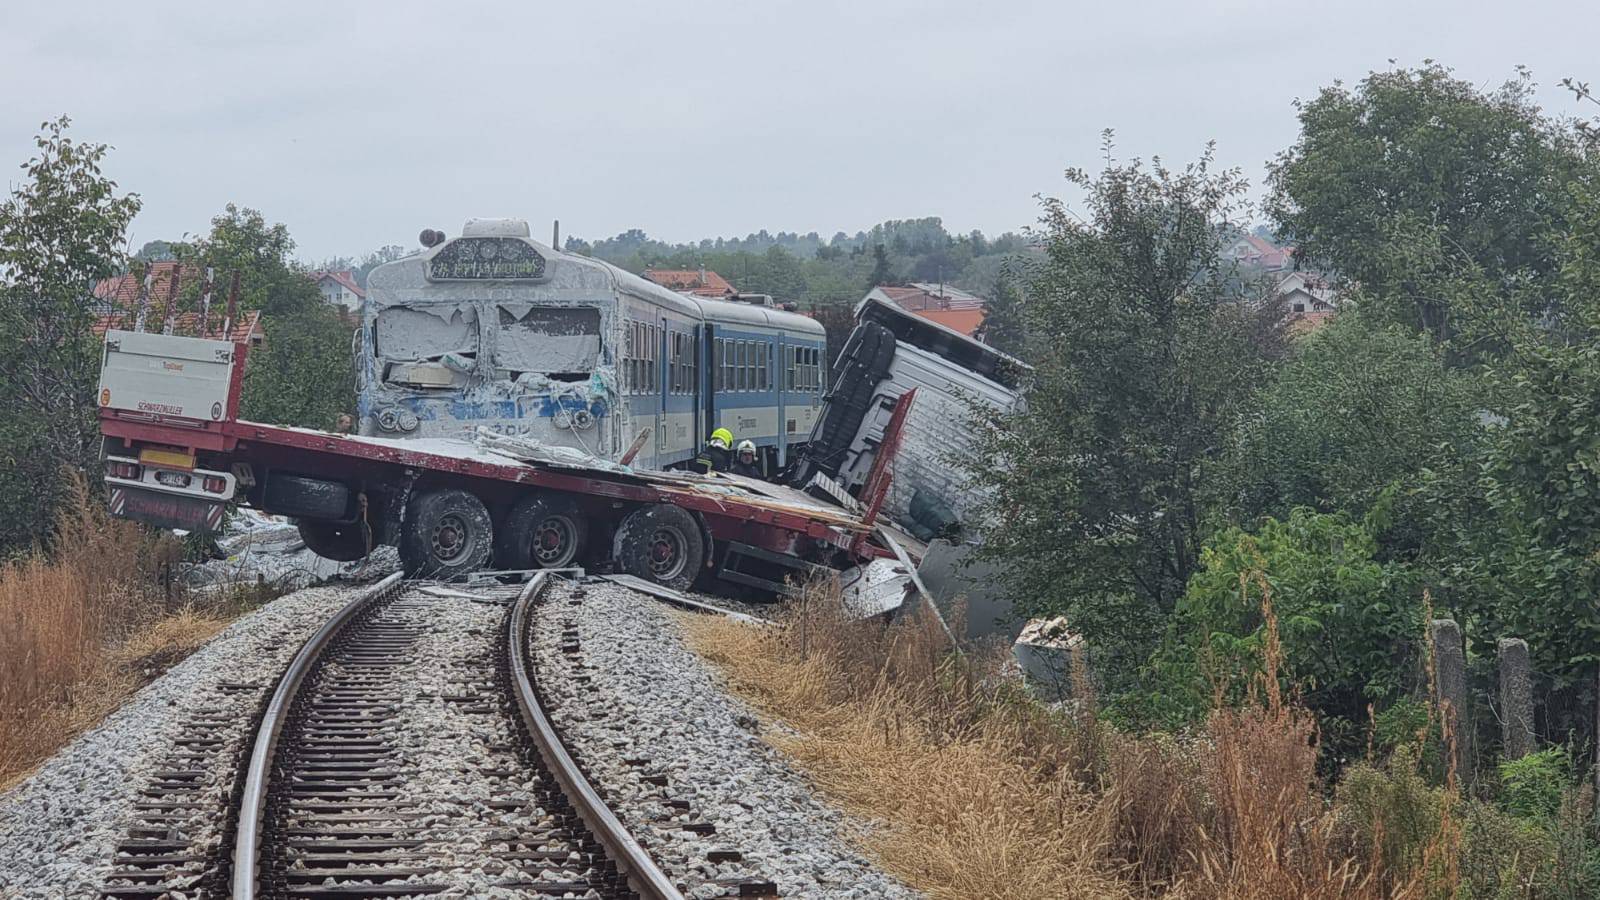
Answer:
[
  {"left": 96, "top": 328, "right": 913, "bottom": 592},
  {"left": 789, "top": 294, "right": 1028, "bottom": 539}
]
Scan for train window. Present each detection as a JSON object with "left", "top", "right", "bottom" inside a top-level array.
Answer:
[
  {"left": 624, "top": 321, "right": 636, "bottom": 394},
  {"left": 759, "top": 343, "right": 769, "bottom": 391},
  {"left": 733, "top": 341, "right": 745, "bottom": 391},
  {"left": 647, "top": 324, "right": 658, "bottom": 393},
  {"left": 634, "top": 323, "right": 641, "bottom": 395},
  {"left": 687, "top": 333, "right": 698, "bottom": 395}
]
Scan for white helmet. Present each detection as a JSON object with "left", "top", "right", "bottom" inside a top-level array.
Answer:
[{"left": 736, "top": 440, "right": 756, "bottom": 456}]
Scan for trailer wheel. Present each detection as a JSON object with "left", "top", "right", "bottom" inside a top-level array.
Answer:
[
  {"left": 496, "top": 493, "right": 587, "bottom": 569},
  {"left": 400, "top": 489, "right": 493, "bottom": 578},
  {"left": 296, "top": 518, "right": 369, "bottom": 562},
  {"left": 614, "top": 504, "right": 704, "bottom": 591}
]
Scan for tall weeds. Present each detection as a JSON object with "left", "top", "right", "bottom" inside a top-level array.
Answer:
[
  {"left": 685, "top": 574, "right": 1453, "bottom": 899},
  {"left": 0, "top": 475, "right": 198, "bottom": 787}
]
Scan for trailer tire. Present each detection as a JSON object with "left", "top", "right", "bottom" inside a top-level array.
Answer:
[
  {"left": 613, "top": 504, "right": 704, "bottom": 591},
  {"left": 296, "top": 518, "right": 369, "bottom": 562},
  {"left": 400, "top": 489, "right": 493, "bottom": 578},
  {"left": 496, "top": 493, "right": 587, "bottom": 570}
]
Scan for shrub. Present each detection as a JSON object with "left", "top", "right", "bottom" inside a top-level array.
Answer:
[
  {"left": 1151, "top": 508, "right": 1421, "bottom": 761},
  {"left": 1498, "top": 748, "right": 1572, "bottom": 821}
]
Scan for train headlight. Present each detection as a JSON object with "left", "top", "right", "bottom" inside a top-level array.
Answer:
[
  {"left": 571, "top": 409, "right": 595, "bottom": 430},
  {"left": 397, "top": 409, "right": 419, "bottom": 432},
  {"left": 377, "top": 408, "right": 400, "bottom": 432}
]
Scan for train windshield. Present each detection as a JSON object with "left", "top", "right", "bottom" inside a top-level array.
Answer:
[
  {"left": 495, "top": 304, "right": 601, "bottom": 380},
  {"left": 374, "top": 306, "right": 480, "bottom": 389}
]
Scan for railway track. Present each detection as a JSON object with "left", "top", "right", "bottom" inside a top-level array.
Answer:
[{"left": 103, "top": 572, "right": 683, "bottom": 899}]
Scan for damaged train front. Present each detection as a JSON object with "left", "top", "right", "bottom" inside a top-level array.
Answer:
[{"left": 354, "top": 220, "right": 622, "bottom": 460}]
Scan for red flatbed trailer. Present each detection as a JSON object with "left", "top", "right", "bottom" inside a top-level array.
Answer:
[{"left": 97, "top": 329, "right": 912, "bottom": 591}]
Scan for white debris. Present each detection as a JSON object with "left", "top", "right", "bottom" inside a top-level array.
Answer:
[
  {"left": 838, "top": 558, "right": 912, "bottom": 618},
  {"left": 470, "top": 426, "right": 633, "bottom": 473},
  {"left": 184, "top": 510, "right": 399, "bottom": 591}
]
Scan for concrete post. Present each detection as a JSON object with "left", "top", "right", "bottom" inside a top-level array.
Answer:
[
  {"left": 1497, "top": 638, "right": 1534, "bottom": 760},
  {"left": 1430, "top": 619, "right": 1472, "bottom": 780}
]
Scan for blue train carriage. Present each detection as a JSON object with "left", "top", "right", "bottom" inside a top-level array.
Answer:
[
  {"left": 693, "top": 297, "right": 826, "bottom": 474},
  {"left": 356, "top": 217, "right": 825, "bottom": 473}
]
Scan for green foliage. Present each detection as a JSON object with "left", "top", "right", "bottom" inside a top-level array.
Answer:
[
  {"left": 1267, "top": 64, "right": 1589, "bottom": 344},
  {"left": 1337, "top": 746, "right": 1443, "bottom": 886},
  {"left": 1457, "top": 795, "right": 1600, "bottom": 900},
  {"left": 1152, "top": 509, "right": 1420, "bottom": 752},
  {"left": 1217, "top": 311, "right": 1488, "bottom": 544},
  {"left": 1497, "top": 748, "right": 1573, "bottom": 821},
  {"left": 0, "top": 117, "right": 141, "bottom": 555},
  {"left": 180, "top": 206, "right": 356, "bottom": 429},
  {"left": 965, "top": 143, "right": 1283, "bottom": 691},
  {"left": 1424, "top": 184, "right": 1600, "bottom": 701},
  {"left": 240, "top": 306, "right": 354, "bottom": 429},
  {"left": 977, "top": 270, "right": 1027, "bottom": 358},
  {"left": 571, "top": 216, "right": 1033, "bottom": 310}
]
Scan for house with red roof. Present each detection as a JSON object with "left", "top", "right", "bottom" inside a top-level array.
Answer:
[
  {"left": 642, "top": 267, "right": 736, "bottom": 298},
  {"left": 312, "top": 270, "right": 366, "bottom": 313},
  {"left": 1226, "top": 233, "right": 1295, "bottom": 271},
  {"left": 91, "top": 262, "right": 265, "bottom": 346},
  {"left": 865, "top": 283, "right": 987, "bottom": 338}
]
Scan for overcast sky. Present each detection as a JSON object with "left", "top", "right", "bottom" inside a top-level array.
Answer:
[{"left": 2, "top": 1, "right": 1597, "bottom": 262}]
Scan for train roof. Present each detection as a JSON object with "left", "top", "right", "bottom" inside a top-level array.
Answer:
[
  {"left": 367, "top": 219, "right": 824, "bottom": 339},
  {"left": 691, "top": 294, "right": 825, "bottom": 337}
]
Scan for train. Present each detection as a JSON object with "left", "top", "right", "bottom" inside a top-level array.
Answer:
[{"left": 355, "top": 218, "right": 827, "bottom": 474}]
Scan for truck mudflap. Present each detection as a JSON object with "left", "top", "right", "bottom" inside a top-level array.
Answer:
[{"left": 109, "top": 484, "right": 225, "bottom": 533}]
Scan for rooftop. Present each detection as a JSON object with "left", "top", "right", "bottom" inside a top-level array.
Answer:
[
  {"left": 93, "top": 308, "right": 264, "bottom": 344},
  {"left": 642, "top": 268, "right": 735, "bottom": 297},
  {"left": 313, "top": 269, "right": 366, "bottom": 299}
]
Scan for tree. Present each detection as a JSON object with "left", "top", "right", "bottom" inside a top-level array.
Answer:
[
  {"left": 1427, "top": 182, "right": 1600, "bottom": 719},
  {"left": 183, "top": 205, "right": 355, "bottom": 429},
  {"left": 240, "top": 307, "right": 356, "bottom": 429},
  {"left": 1267, "top": 64, "right": 1589, "bottom": 344},
  {"left": 1217, "top": 312, "right": 1487, "bottom": 538},
  {"left": 965, "top": 145, "right": 1283, "bottom": 687},
  {"left": 867, "top": 242, "right": 894, "bottom": 288},
  {"left": 978, "top": 270, "right": 1027, "bottom": 358},
  {"left": 1150, "top": 508, "right": 1422, "bottom": 755},
  {"left": 0, "top": 117, "right": 140, "bottom": 553}
]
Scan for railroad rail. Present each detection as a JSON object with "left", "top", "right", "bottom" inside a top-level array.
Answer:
[{"left": 223, "top": 572, "right": 684, "bottom": 899}]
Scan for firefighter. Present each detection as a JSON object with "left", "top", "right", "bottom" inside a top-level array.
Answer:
[
  {"left": 731, "top": 439, "right": 763, "bottom": 478},
  {"left": 692, "top": 427, "right": 734, "bottom": 474}
]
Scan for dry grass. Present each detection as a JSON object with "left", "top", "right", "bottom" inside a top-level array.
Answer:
[
  {"left": 0, "top": 476, "right": 233, "bottom": 789},
  {"left": 684, "top": 578, "right": 1443, "bottom": 900}
]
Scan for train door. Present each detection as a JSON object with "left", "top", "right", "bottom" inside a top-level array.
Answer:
[
  {"left": 702, "top": 323, "right": 717, "bottom": 450},
  {"left": 775, "top": 335, "right": 788, "bottom": 467},
  {"left": 656, "top": 315, "right": 669, "bottom": 457},
  {"left": 691, "top": 328, "right": 703, "bottom": 452}
]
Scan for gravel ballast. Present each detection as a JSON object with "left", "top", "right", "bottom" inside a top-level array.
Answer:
[
  {"left": 532, "top": 578, "right": 919, "bottom": 900},
  {"left": 0, "top": 582, "right": 370, "bottom": 899}
]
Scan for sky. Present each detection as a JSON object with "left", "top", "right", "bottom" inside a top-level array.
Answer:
[{"left": 2, "top": 0, "right": 1597, "bottom": 262}]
